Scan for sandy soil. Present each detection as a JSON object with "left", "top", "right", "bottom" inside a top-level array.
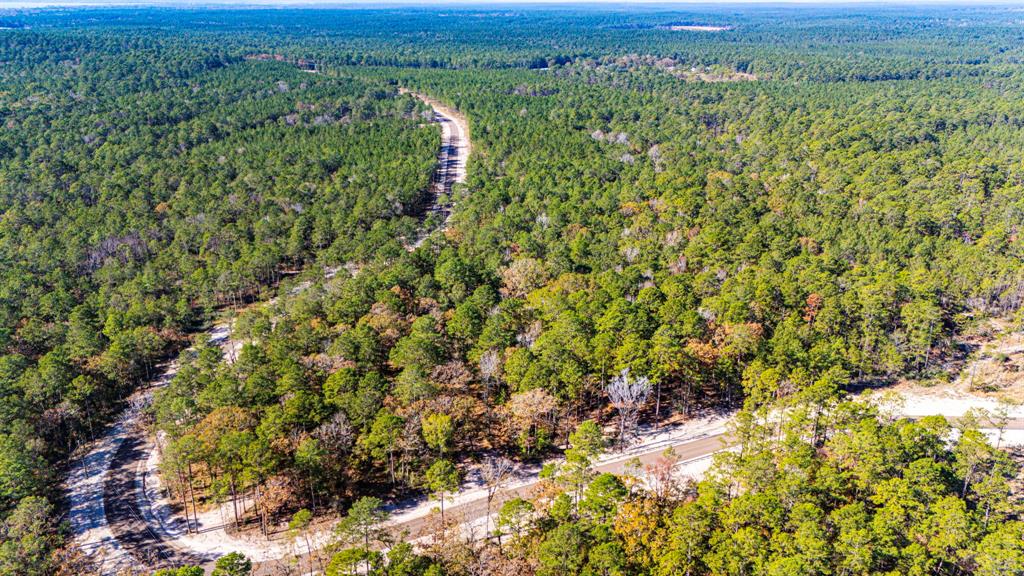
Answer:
[
  {"left": 91, "top": 368, "right": 1024, "bottom": 575},
  {"left": 66, "top": 323, "right": 232, "bottom": 574},
  {"left": 403, "top": 89, "right": 471, "bottom": 177},
  {"left": 389, "top": 411, "right": 730, "bottom": 526},
  {"left": 680, "top": 70, "right": 758, "bottom": 83},
  {"left": 68, "top": 92, "right": 1022, "bottom": 572},
  {"left": 400, "top": 89, "right": 471, "bottom": 250},
  {"left": 64, "top": 92, "right": 474, "bottom": 573},
  {"left": 66, "top": 394, "right": 144, "bottom": 572},
  {"left": 955, "top": 319, "right": 1024, "bottom": 396},
  {"left": 74, "top": 305, "right": 1024, "bottom": 576},
  {"left": 667, "top": 24, "right": 732, "bottom": 32},
  {"left": 867, "top": 318, "right": 1024, "bottom": 419},
  {"left": 137, "top": 440, "right": 332, "bottom": 562},
  {"left": 139, "top": 408, "right": 729, "bottom": 569}
]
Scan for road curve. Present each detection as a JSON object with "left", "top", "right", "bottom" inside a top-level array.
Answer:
[
  {"left": 65, "top": 92, "right": 474, "bottom": 575},
  {"left": 66, "top": 86, "right": 1024, "bottom": 574},
  {"left": 66, "top": 324, "right": 231, "bottom": 575},
  {"left": 75, "top": 381, "right": 1024, "bottom": 576}
]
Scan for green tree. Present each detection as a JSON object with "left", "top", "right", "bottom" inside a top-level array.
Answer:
[
  {"left": 327, "top": 547, "right": 382, "bottom": 576},
  {"left": 558, "top": 420, "right": 606, "bottom": 511},
  {"left": 587, "top": 541, "right": 627, "bottom": 576},
  {"left": 538, "top": 523, "right": 588, "bottom": 576},
  {"left": 212, "top": 552, "right": 252, "bottom": 576},
  {"left": 289, "top": 509, "right": 322, "bottom": 573},
  {"left": 974, "top": 521, "right": 1024, "bottom": 576},
  {"left": 580, "top": 473, "right": 627, "bottom": 524},
  {"left": 421, "top": 413, "right": 454, "bottom": 457},
  {"left": 335, "top": 496, "right": 389, "bottom": 574},
  {"left": 425, "top": 459, "right": 460, "bottom": 525},
  {"left": 496, "top": 497, "right": 535, "bottom": 545},
  {"left": 360, "top": 409, "right": 404, "bottom": 484},
  {"left": 0, "top": 432, "right": 47, "bottom": 513},
  {"left": 0, "top": 496, "right": 60, "bottom": 576},
  {"left": 152, "top": 568, "right": 204, "bottom": 576},
  {"left": 295, "top": 437, "right": 326, "bottom": 511}
]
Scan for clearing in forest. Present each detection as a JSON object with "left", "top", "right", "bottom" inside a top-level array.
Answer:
[{"left": 664, "top": 24, "right": 733, "bottom": 32}]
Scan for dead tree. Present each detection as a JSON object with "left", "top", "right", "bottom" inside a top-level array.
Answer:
[
  {"left": 606, "top": 368, "right": 652, "bottom": 448},
  {"left": 481, "top": 455, "right": 517, "bottom": 539}
]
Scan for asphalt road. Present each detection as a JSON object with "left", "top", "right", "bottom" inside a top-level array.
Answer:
[{"left": 396, "top": 432, "right": 728, "bottom": 537}]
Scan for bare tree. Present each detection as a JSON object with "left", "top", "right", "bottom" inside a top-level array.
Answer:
[
  {"left": 645, "top": 447, "right": 682, "bottom": 501},
  {"left": 503, "top": 388, "right": 558, "bottom": 456},
  {"left": 481, "top": 455, "right": 517, "bottom": 539},
  {"left": 479, "top": 349, "right": 501, "bottom": 405},
  {"left": 516, "top": 320, "right": 543, "bottom": 349},
  {"left": 606, "top": 368, "right": 652, "bottom": 447},
  {"left": 313, "top": 411, "right": 355, "bottom": 453}
]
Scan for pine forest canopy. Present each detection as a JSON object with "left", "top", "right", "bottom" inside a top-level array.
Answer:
[{"left": 0, "top": 3, "right": 1023, "bottom": 575}]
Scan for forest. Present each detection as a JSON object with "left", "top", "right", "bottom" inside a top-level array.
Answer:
[{"left": 1, "top": 4, "right": 1024, "bottom": 575}]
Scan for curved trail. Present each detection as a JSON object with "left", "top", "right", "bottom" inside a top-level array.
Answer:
[
  {"left": 69, "top": 338, "right": 1024, "bottom": 576},
  {"left": 67, "top": 92, "right": 1024, "bottom": 575},
  {"left": 66, "top": 324, "right": 232, "bottom": 574},
  {"left": 65, "top": 92, "right": 474, "bottom": 575}
]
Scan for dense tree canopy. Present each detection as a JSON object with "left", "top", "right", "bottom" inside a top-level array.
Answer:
[{"left": 1, "top": 4, "right": 1023, "bottom": 574}]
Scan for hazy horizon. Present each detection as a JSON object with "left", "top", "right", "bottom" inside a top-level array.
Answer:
[{"left": 2, "top": 0, "right": 1021, "bottom": 8}]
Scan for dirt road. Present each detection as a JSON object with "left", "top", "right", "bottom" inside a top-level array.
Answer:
[
  {"left": 403, "top": 90, "right": 470, "bottom": 249},
  {"left": 67, "top": 87, "right": 1024, "bottom": 575},
  {"left": 73, "top": 364, "right": 1024, "bottom": 576},
  {"left": 66, "top": 324, "right": 231, "bottom": 574},
  {"left": 65, "top": 91, "right": 473, "bottom": 574}
]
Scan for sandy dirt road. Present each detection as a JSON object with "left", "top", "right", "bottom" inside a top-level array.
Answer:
[
  {"left": 65, "top": 91, "right": 473, "bottom": 574},
  {"left": 402, "top": 90, "right": 470, "bottom": 249},
  {"left": 73, "top": 352, "right": 1024, "bottom": 576},
  {"left": 67, "top": 87, "right": 1024, "bottom": 575},
  {"left": 66, "top": 324, "right": 231, "bottom": 574}
]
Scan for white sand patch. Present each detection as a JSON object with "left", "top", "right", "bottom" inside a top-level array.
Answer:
[
  {"left": 66, "top": 407, "right": 139, "bottom": 573},
  {"left": 136, "top": 441, "right": 329, "bottom": 562},
  {"left": 673, "top": 452, "right": 718, "bottom": 481},
  {"left": 666, "top": 25, "right": 732, "bottom": 32},
  {"left": 74, "top": 297, "right": 1024, "bottom": 573},
  {"left": 862, "top": 387, "right": 1024, "bottom": 419},
  {"left": 987, "top": 428, "right": 1024, "bottom": 446}
]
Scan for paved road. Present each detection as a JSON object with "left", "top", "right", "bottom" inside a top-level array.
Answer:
[
  {"left": 83, "top": 376, "right": 1024, "bottom": 576},
  {"left": 383, "top": 415, "right": 1024, "bottom": 547},
  {"left": 105, "top": 428, "right": 212, "bottom": 570},
  {"left": 68, "top": 79, "right": 1024, "bottom": 573},
  {"left": 393, "top": 432, "right": 730, "bottom": 540},
  {"left": 66, "top": 327, "right": 230, "bottom": 575},
  {"left": 251, "top": 411, "right": 1024, "bottom": 575}
]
